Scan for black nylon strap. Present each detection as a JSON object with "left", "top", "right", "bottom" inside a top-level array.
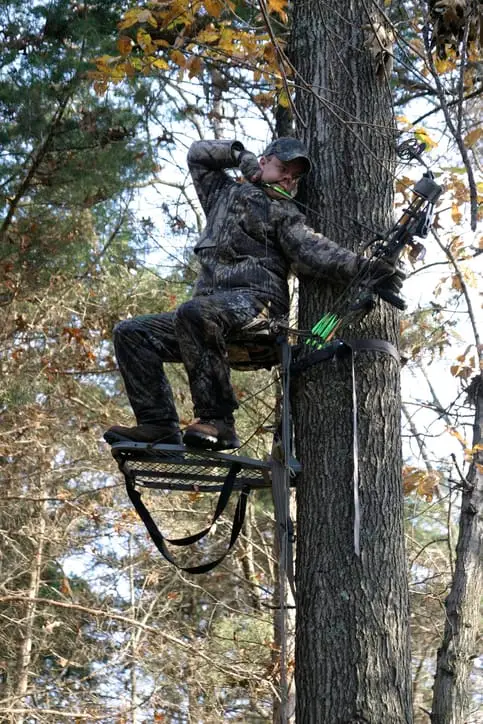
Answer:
[
  {"left": 344, "top": 337, "right": 400, "bottom": 363},
  {"left": 290, "top": 337, "right": 399, "bottom": 375},
  {"left": 125, "top": 461, "right": 249, "bottom": 574}
]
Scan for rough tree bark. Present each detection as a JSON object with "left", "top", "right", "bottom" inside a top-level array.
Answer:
[
  {"left": 289, "top": 2, "right": 413, "bottom": 722},
  {"left": 431, "top": 373, "right": 483, "bottom": 724}
]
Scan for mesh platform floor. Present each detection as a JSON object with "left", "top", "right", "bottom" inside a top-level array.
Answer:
[{"left": 111, "top": 441, "right": 300, "bottom": 493}]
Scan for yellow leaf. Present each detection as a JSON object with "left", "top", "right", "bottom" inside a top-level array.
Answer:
[
  {"left": 153, "top": 57, "right": 170, "bottom": 70},
  {"left": 278, "top": 89, "right": 291, "bottom": 108},
  {"left": 137, "top": 28, "right": 155, "bottom": 53},
  {"left": 267, "top": 0, "right": 288, "bottom": 22},
  {"left": 196, "top": 27, "right": 221, "bottom": 44},
  {"left": 118, "top": 8, "right": 152, "bottom": 30},
  {"left": 434, "top": 57, "right": 456, "bottom": 74},
  {"left": 117, "top": 36, "right": 133, "bottom": 56},
  {"left": 95, "top": 54, "right": 120, "bottom": 66},
  {"left": 108, "top": 65, "right": 126, "bottom": 82},
  {"left": 267, "top": 0, "right": 287, "bottom": 11},
  {"left": 218, "top": 27, "right": 235, "bottom": 51},
  {"left": 130, "top": 57, "right": 143, "bottom": 71},
  {"left": 413, "top": 127, "right": 437, "bottom": 150}
]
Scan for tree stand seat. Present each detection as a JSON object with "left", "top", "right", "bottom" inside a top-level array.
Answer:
[{"left": 227, "top": 315, "right": 287, "bottom": 370}]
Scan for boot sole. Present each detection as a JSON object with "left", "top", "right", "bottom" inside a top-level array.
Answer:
[
  {"left": 183, "top": 431, "right": 241, "bottom": 452},
  {"left": 104, "top": 431, "right": 182, "bottom": 446}
]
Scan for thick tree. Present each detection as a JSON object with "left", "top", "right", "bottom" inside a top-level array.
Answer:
[{"left": 289, "top": 2, "right": 412, "bottom": 721}]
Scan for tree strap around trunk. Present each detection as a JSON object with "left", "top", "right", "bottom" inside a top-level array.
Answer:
[{"left": 290, "top": 337, "right": 399, "bottom": 376}]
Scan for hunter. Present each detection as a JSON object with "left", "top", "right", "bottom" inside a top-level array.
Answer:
[{"left": 104, "top": 137, "right": 403, "bottom": 451}]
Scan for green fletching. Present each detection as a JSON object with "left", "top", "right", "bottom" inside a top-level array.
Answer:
[
  {"left": 312, "top": 314, "right": 339, "bottom": 337},
  {"left": 262, "top": 183, "right": 293, "bottom": 200},
  {"left": 306, "top": 313, "right": 340, "bottom": 347}
]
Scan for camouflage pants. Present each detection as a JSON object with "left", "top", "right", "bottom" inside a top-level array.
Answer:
[{"left": 113, "top": 291, "right": 280, "bottom": 425}]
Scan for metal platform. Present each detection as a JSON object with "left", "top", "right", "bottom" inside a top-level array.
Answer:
[{"left": 110, "top": 441, "right": 300, "bottom": 493}]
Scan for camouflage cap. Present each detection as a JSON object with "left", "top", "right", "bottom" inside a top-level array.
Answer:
[{"left": 262, "top": 137, "right": 312, "bottom": 172}]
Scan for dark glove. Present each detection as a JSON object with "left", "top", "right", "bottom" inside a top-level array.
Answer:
[
  {"left": 239, "top": 151, "right": 261, "bottom": 182},
  {"left": 362, "top": 257, "right": 407, "bottom": 310}
]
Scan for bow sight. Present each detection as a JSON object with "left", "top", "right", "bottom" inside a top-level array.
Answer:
[{"left": 364, "top": 171, "right": 443, "bottom": 267}]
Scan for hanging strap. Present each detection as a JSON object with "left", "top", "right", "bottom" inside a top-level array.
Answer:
[
  {"left": 273, "top": 339, "right": 297, "bottom": 598},
  {"left": 341, "top": 339, "right": 399, "bottom": 556},
  {"left": 271, "top": 339, "right": 297, "bottom": 724},
  {"left": 124, "top": 461, "right": 249, "bottom": 574},
  {"left": 290, "top": 336, "right": 399, "bottom": 557},
  {"left": 349, "top": 347, "right": 361, "bottom": 556}
]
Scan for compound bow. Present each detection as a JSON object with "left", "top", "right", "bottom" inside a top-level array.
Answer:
[{"left": 308, "top": 141, "right": 443, "bottom": 348}]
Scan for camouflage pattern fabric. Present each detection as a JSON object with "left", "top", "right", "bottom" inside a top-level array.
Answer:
[
  {"left": 188, "top": 140, "right": 361, "bottom": 312},
  {"left": 113, "top": 291, "right": 280, "bottom": 424},
  {"left": 114, "top": 139, "right": 363, "bottom": 423}
]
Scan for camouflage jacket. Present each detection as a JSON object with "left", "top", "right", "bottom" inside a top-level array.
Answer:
[{"left": 188, "top": 139, "right": 361, "bottom": 314}]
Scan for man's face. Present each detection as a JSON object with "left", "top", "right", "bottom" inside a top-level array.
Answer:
[{"left": 258, "top": 155, "right": 307, "bottom": 195}]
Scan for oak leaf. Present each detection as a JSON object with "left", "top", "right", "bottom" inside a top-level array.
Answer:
[
  {"left": 464, "top": 128, "right": 483, "bottom": 148},
  {"left": 117, "top": 36, "right": 133, "bottom": 55},
  {"left": 451, "top": 202, "right": 462, "bottom": 224},
  {"left": 204, "top": 0, "right": 225, "bottom": 18}
]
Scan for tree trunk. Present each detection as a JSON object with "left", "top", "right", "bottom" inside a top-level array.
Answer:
[
  {"left": 128, "top": 533, "right": 139, "bottom": 724},
  {"left": 289, "top": 2, "right": 413, "bottom": 722},
  {"left": 272, "top": 507, "right": 296, "bottom": 724},
  {"left": 431, "top": 374, "right": 483, "bottom": 723},
  {"left": 13, "top": 498, "right": 47, "bottom": 724}
]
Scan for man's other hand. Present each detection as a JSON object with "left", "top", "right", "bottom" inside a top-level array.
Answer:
[
  {"left": 364, "top": 258, "right": 407, "bottom": 310},
  {"left": 239, "top": 151, "right": 262, "bottom": 183}
]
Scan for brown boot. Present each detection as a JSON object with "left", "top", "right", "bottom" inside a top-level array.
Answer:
[
  {"left": 104, "top": 423, "right": 182, "bottom": 445},
  {"left": 183, "top": 418, "right": 241, "bottom": 451}
]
